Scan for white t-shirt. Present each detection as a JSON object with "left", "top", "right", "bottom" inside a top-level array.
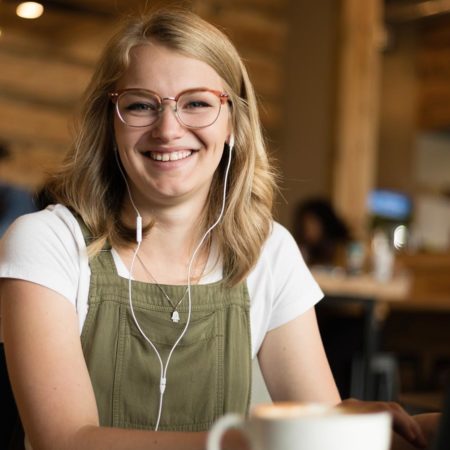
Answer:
[{"left": 0, "top": 204, "right": 323, "bottom": 357}]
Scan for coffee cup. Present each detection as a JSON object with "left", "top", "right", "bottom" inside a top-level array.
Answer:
[{"left": 207, "top": 402, "right": 392, "bottom": 450}]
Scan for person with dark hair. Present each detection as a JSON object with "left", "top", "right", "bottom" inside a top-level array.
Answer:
[{"left": 293, "top": 197, "right": 351, "bottom": 267}]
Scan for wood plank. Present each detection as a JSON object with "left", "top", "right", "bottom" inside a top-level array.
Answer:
[
  {"left": 420, "top": 14, "right": 450, "bottom": 45},
  {"left": 0, "top": 141, "right": 66, "bottom": 189},
  {"left": 211, "top": 0, "right": 287, "bottom": 16},
  {"left": 418, "top": 46, "right": 450, "bottom": 66},
  {"left": 0, "top": 3, "right": 113, "bottom": 65},
  {"left": 245, "top": 55, "right": 283, "bottom": 98},
  {"left": 52, "top": 21, "right": 114, "bottom": 64},
  {"left": 0, "top": 49, "right": 92, "bottom": 105},
  {"left": 0, "top": 97, "right": 71, "bottom": 144},
  {"left": 419, "top": 104, "right": 450, "bottom": 129},
  {"left": 417, "top": 16, "right": 450, "bottom": 128},
  {"left": 202, "top": 9, "right": 287, "bottom": 57}
]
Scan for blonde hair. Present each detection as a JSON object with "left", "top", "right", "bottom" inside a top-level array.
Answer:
[{"left": 45, "top": 7, "right": 277, "bottom": 285}]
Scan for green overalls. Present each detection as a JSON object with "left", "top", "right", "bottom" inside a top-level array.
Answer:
[{"left": 80, "top": 243, "right": 252, "bottom": 431}]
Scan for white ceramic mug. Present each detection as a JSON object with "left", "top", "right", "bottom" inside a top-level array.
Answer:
[{"left": 207, "top": 402, "right": 392, "bottom": 450}]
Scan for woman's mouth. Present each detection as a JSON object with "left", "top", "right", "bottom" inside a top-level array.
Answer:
[{"left": 144, "top": 150, "right": 193, "bottom": 162}]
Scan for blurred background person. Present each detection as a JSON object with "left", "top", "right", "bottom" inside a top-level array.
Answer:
[{"left": 293, "top": 197, "right": 352, "bottom": 269}]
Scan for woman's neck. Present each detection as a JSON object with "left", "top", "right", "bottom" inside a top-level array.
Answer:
[{"left": 118, "top": 198, "right": 211, "bottom": 285}]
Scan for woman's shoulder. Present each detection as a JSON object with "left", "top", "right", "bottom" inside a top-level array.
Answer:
[
  {"left": 0, "top": 204, "right": 86, "bottom": 304},
  {"left": 6, "top": 204, "right": 78, "bottom": 232},
  {"left": 247, "top": 222, "right": 323, "bottom": 348},
  {"left": 1, "top": 204, "right": 85, "bottom": 259}
]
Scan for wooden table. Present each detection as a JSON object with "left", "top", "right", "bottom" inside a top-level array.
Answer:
[{"left": 312, "top": 270, "right": 411, "bottom": 302}]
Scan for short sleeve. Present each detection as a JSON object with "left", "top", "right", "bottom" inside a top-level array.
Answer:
[
  {"left": 0, "top": 207, "right": 81, "bottom": 305},
  {"left": 247, "top": 222, "right": 323, "bottom": 356}
]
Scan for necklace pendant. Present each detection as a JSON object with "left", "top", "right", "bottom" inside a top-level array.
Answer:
[{"left": 171, "top": 310, "right": 180, "bottom": 323}]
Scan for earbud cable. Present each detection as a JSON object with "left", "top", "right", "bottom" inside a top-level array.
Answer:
[{"left": 116, "top": 143, "right": 233, "bottom": 430}]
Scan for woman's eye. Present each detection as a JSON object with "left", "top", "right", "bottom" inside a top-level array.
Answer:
[
  {"left": 184, "top": 100, "right": 211, "bottom": 109},
  {"left": 126, "top": 102, "right": 158, "bottom": 112}
]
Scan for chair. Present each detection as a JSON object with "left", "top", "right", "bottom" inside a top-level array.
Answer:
[{"left": 350, "top": 352, "right": 400, "bottom": 401}]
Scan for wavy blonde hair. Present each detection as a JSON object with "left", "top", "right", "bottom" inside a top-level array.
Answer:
[{"left": 45, "top": 7, "right": 277, "bottom": 285}]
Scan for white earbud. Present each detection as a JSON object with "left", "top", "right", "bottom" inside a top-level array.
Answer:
[{"left": 228, "top": 134, "right": 235, "bottom": 150}]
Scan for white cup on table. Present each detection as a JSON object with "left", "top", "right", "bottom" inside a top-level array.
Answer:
[{"left": 207, "top": 402, "right": 392, "bottom": 450}]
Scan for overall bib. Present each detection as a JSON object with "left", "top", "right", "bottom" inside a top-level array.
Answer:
[{"left": 80, "top": 244, "right": 252, "bottom": 431}]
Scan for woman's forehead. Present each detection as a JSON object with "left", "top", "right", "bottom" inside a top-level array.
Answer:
[{"left": 116, "top": 43, "right": 225, "bottom": 94}]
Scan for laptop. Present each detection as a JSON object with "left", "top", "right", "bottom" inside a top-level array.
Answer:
[{"left": 430, "top": 385, "right": 450, "bottom": 450}]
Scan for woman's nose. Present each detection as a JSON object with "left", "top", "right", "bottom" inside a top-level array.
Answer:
[{"left": 150, "top": 102, "right": 185, "bottom": 141}]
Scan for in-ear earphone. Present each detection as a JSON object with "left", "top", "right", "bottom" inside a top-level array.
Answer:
[{"left": 228, "top": 134, "right": 235, "bottom": 150}]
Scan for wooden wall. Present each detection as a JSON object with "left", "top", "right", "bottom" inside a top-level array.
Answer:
[
  {"left": 377, "top": 13, "right": 450, "bottom": 195},
  {"left": 417, "top": 15, "right": 450, "bottom": 130},
  {"left": 0, "top": 0, "right": 287, "bottom": 191},
  {"left": 0, "top": 1, "right": 113, "bottom": 187},
  {"left": 377, "top": 22, "right": 418, "bottom": 195}
]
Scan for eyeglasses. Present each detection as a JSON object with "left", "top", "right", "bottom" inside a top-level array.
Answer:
[{"left": 109, "top": 88, "right": 229, "bottom": 129}]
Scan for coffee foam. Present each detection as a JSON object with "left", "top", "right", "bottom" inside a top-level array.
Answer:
[
  {"left": 252, "top": 403, "right": 331, "bottom": 419},
  {"left": 335, "top": 404, "right": 386, "bottom": 415},
  {"left": 252, "top": 402, "right": 386, "bottom": 420}
]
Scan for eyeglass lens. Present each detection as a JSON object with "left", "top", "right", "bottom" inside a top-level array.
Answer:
[{"left": 116, "top": 90, "right": 222, "bottom": 128}]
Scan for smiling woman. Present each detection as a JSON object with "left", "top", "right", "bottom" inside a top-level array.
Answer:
[
  {"left": 36, "top": 9, "right": 274, "bottom": 283},
  {"left": 112, "top": 43, "right": 232, "bottom": 210},
  {"left": 0, "top": 6, "right": 435, "bottom": 450}
]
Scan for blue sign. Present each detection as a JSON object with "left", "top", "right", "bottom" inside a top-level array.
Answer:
[{"left": 368, "top": 190, "right": 412, "bottom": 220}]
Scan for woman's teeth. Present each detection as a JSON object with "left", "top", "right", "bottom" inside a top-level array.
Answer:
[{"left": 148, "top": 150, "right": 192, "bottom": 162}]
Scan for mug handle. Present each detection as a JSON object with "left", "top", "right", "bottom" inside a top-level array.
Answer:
[{"left": 207, "top": 413, "right": 247, "bottom": 450}]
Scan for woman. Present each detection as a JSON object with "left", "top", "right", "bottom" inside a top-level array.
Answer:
[{"left": 0, "top": 8, "right": 432, "bottom": 450}]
